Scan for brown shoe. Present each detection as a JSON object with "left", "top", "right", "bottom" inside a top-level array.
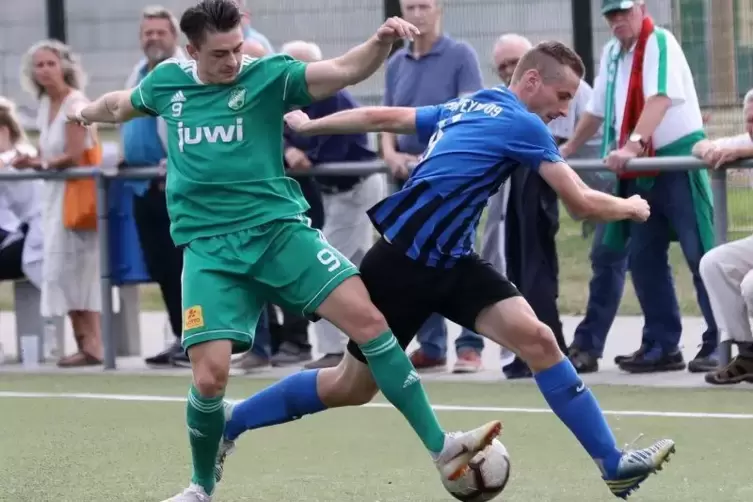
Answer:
[
  {"left": 705, "top": 355, "right": 753, "bottom": 385},
  {"left": 231, "top": 352, "right": 270, "bottom": 373},
  {"left": 303, "top": 353, "right": 343, "bottom": 369},
  {"left": 408, "top": 349, "right": 446, "bottom": 372}
]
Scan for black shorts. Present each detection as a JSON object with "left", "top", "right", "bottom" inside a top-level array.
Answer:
[{"left": 347, "top": 238, "right": 521, "bottom": 363}]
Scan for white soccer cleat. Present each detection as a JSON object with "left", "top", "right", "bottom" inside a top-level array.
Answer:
[
  {"left": 160, "top": 483, "right": 211, "bottom": 502},
  {"left": 214, "top": 400, "right": 237, "bottom": 483},
  {"left": 214, "top": 439, "right": 236, "bottom": 483},
  {"left": 434, "top": 420, "right": 503, "bottom": 481}
]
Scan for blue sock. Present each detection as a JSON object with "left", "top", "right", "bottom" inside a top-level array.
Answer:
[
  {"left": 534, "top": 359, "right": 622, "bottom": 476},
  {"left": 224, "top": 369, "right": 327, "bottom": 441}
]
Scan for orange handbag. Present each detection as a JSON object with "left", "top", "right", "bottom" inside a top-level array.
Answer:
[{"left": 62, "top": 136, "right": 102, "bottom": 231}]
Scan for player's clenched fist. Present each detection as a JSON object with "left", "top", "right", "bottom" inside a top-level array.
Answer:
[
  {"left": 375, "top": 16, "right": 420, "bottom": 45},
  {"left": 626, "top": 194, "right": 650, "bottom": 222},
  {"left": 283, "top": 110, "right": 312, "bottom": 134}
]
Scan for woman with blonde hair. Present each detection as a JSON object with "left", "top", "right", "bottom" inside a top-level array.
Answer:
[{"left": 13, "top": 39, "right": 103, "bottom": 367}]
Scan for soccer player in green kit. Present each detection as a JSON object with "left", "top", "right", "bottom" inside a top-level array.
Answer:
[{"left": 68, "top": 1, "right": 502, "bottom": 500}]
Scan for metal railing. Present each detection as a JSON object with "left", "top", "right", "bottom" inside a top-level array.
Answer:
[{"left": 0, "top": 156, "right": 744, "bottom": 369}]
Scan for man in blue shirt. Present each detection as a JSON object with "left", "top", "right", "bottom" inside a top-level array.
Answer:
[
  {"left": 216, "top": 41, "right": 676, "bottom": 500},
  {"left": 121, "top": 6, "right": 189, "bottom": 367},
  {"left": 381, "top": 0, "right": 485, "bottom": 373}
]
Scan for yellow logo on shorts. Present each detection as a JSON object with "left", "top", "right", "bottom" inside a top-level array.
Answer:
[{"left": 184, "top": 306, "right": 204, "bottom": 330}]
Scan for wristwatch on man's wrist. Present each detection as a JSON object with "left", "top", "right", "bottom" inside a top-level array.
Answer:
[{"left": 628, "top": 132, "right": 647, "bottom": 152}]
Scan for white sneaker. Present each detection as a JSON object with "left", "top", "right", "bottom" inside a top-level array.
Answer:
[
  {"left": 434, "top": 420, "right": 503, "bottom": 481},
  {"left": 214, "top": 400, "right": 237, "bottom": 483},
  {"left": 214, "top": 439, "right": 235, "bottom": 483},
  {"left": 161, "top": 483, "right": 211, "bottom": 501}
]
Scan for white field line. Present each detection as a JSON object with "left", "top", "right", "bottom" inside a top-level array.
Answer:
[{"left": 0, "top": 390, "right": 752, "bottom": 420}]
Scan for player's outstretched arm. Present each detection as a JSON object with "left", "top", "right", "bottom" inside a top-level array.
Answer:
[
  {"left": 538, "top": 161, "right": 650, "bottom": 222},
  {"left": 67, "top": 89, "right": 145, "bottom": 125},
  {"left": 284, "top": 107, "right": 418, "bottom": 136},
  {"left": 304, "top": 17, "right": 419, "bottom": 100}
]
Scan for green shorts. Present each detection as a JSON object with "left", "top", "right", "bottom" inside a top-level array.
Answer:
[{"left": 180, "top": 217, "right": 359, "bottom": 353}]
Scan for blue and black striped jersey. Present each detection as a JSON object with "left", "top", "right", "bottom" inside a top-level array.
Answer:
[{"left": 368, "top": 86, "right": 563, "bottom": 268}]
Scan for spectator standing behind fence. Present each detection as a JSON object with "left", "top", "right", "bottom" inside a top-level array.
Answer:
[
  {"left": 0, "top": 98, "right": 44, "bottom": 291},
  {"left": 122, "top": 6, "right": 189, "bottom": 368},
  {"left": 561, "top": 0, "right": 718, "bottom": 374},
  {"left": 267, "top": 41, "right": 387, "bottom": 370},
  {"left": 381, "top": 0, "right": 483, "bottom": 372},
  {"left": 13, "top": 40, "right": 103, "bottom": 367},
  {"left": 695, "top": 89, "right": 753, "bottom": 385}
]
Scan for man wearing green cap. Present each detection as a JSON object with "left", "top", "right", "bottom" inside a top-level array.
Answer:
[{"left": 561, "top": 0, "right": 718, "bottom": 375}]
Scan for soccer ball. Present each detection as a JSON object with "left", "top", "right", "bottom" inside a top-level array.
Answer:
[{"left": 441, "top": 439, "right": 511, "bottom": 501}]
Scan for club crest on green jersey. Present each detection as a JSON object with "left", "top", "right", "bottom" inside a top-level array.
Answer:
[{"left": 228, "top": 86, "right": 246, "bottom": 110}]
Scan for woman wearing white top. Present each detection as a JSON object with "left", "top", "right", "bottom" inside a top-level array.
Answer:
[
  {"left": 0, "top": 97, "right": 44, "bottom": 289},
  {"left": 13, "top": 40, "right": 102, "bottom": 367}
]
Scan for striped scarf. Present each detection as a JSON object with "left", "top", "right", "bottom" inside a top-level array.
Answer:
[{"left": 602, "top": 15, "right": 659, "bottom": 179}]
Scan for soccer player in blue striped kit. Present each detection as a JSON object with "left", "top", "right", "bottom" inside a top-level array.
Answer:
[{"left": 219, "top": 41, "right": 675, "bottom": 498}]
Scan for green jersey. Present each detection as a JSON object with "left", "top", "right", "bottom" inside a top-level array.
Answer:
[{"left": 130, "top": 54, "right": 313, "bottom": 245}]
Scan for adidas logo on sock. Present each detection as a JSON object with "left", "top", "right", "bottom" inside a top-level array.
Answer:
[
  {"left": 187, "top": 426, "right": 206, "bottom": 438},
  {"left": 403, "top": 369, "right": 420, "bottom": 388}
]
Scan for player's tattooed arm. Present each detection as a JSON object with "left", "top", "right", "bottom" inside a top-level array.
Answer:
[
  {"left": 538, "top": 161, "right": 650, "bottom": 223},
  {"left": 67, "top": 89, "right": 145, "bottom": 125},
  {"left": 304, "top": 17, "right": 419, "bottom": 100},
  {"left": 284, "top": 107, "right": 418, "bottom": 136}
]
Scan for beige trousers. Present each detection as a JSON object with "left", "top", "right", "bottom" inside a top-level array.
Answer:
[{"left": 699, "top": 235, "right": 753, "bottom": 343}]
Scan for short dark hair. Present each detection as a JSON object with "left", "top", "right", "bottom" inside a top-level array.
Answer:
[
  {"left": 180, "top": 0, "right": 242, "bottom": 46},
  {"left": 510, "top": 41, "right": 585, "bottom": 84}
]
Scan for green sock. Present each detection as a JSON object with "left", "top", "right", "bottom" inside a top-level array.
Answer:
[
  {"left": 186, "top": 385, "right": 226, "bottom": 495},
  {"left": 359, "top": 330, "right": 445, "bottom": 453}
]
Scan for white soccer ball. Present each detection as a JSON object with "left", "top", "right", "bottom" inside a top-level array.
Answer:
[{"left": 441, "top": 439, "right": 511, "bottom": 501}]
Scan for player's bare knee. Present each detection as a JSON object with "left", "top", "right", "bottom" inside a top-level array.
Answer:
[
  {"left": 193, "top": 360, "right": 229, "bottom": 397},
  {"left": 344, "top": 305, "right": 389, "bottom": 344},
  {"left": 516, "top": 322, "right": 563, "bottom": 371},
  {"left": 188, "top": 341, "right": 232, "bottom": 397},
  {"left": 191, "top": 353, "right": 230, "bottom": 397},
  {"left": 318, "top": 277, "right": 389, "bottom": 344},
  {"left": 193, "top": 364, "right": 228, "bottom": 398}
]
